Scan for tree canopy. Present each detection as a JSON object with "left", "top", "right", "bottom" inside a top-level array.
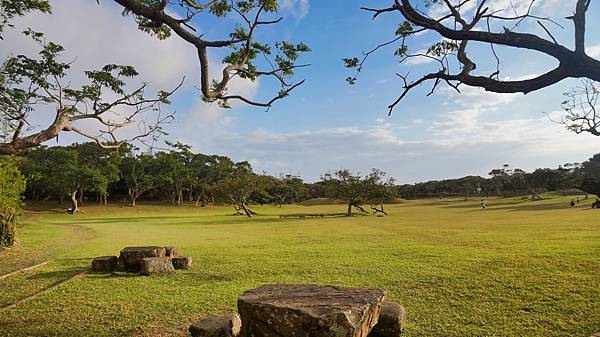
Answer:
[
  {"left": 113, "top": 0, "right": 310, "bottom": 109},
  {"left": 0, "top": 155, "right": 24, "bottom": 246}
]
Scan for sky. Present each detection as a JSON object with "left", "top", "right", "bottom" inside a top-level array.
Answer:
[{"left": 2, "top": 0, "right": 600, "bottom": 183}]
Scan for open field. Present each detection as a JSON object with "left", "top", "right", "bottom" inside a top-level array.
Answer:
[{"left": 1, "top": 195, "right": 599, "bottom": 337}]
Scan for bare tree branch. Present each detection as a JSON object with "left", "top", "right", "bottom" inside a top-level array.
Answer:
[{"left": 353, "top": 0, "right": 600, "bottom": 114}]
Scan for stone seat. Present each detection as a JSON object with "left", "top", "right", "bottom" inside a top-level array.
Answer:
[
  {"left": 119, "top": 246, "right": 166, "bottom": 271},
  {"left": 91, "top": 256, "right": 118, "bottom": 272},
  {"left": 189, "top": 313, "right": 241, "bottom": 337},
  {"left": 237, "top": 284, "right": 387, "bottom": 337},
  {"left": 140, "top": 257, "right": 174, "bottom": 276}
]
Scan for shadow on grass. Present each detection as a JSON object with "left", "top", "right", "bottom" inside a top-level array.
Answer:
[{"left": 27, "top": 267, "right": 87, "bottom": 281}]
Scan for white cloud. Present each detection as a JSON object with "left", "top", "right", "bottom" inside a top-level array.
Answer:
[
  {"left": 174, "top": 85, "right": 600, "bottom": 183},
  {"left": 1, "top": 1, "right": 197, "bottom": 89},
  {"left": 175, "top": 113, "right": 600, "bottom": 183},
  {"left": 280, "top": 0, "right": 310, "bottom": 20},
  {"left": 587, "top": 44, "right": 600, "bottom": 58},
  {"left": 429, "top": 0, "right": 568, "bottom": 18},
  {"left": 0, "top": 0, "right": 263, "bottom": 146}
]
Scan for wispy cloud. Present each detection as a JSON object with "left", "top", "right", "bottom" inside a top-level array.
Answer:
[{"left": 280, "top": 0, "right": 310, "bottom": 21}]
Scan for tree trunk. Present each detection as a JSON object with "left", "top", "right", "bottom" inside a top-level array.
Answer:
[
  {"left": 176, "top": 190, "right": 183, "bottom": 206},
  {"left": 195, "top": 194, "right": 206, "bottom": 207},
  {"left": 241, "top": 203, "right": 254, "bottom": 218},
  {"left": 371, "top": 204, "right": 389, "bottom": 216},
  {"left": 128, "top": 188, "right": 137, "bottom": 207},
  {"left": 78, "top": 187, "right": 84, "bottom": 206},
  {"left": 347, "top": 201, "right": 353, "bottom": 216},
  {"left": 69, "top": 191, "right": 80, "bottom": 214},
  {"left": 353, "top": 204, "right": 368, "bottom": 213}
]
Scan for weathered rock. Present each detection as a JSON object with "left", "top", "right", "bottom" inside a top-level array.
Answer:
[
  {"left": 172, "top": 256, "right": 192, "bottom": 270},
  {"left": 165, "top": 246, "right": 177, "bottom": 257},
  {"left": 368, "top": 301, "right": 406, "bottom": 337},
  {"left": 189, "top": 313, "right": 241, "bottom": 337},
  {"left": 140, "top": 257, "right": 174, "bottom": 276},
  {"left": 238, "top": 284, "right": 387, "bottom": 337},
  {"left": 91, "top": 256, "right": 118, "bottom": 272},
  {"left": 119, "top": 246, "right": 166, "bottom": 271}
]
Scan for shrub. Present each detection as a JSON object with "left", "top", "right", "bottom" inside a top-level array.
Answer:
[{"left": 0, "top": 156, "right": 26, "bottom": 247}]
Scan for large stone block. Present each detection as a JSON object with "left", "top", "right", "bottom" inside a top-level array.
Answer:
[
  {"left": 189, "top": 313, "right": 241, "bottom": 337},
  {"left": 172, "top": 256, "right": 192, "bottom": 270},
  {"left": 91, "top": 256, "right": 118, "bottom": 272},
  {"left": 140, "top": 257, "right": 174, "bottom": 276},
  {"left": 119, "top": 246, "right": 166, "bottom": 271},
  {"left": 368, "top": 301, "right": 406, "bottom": 337},
  {"left": 238, "top": 284, "right": 387, "bottom": 337}
]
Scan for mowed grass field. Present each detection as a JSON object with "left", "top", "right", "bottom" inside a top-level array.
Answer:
[{"left": 0, "top": 195, "right": 599, "bottom": 337}]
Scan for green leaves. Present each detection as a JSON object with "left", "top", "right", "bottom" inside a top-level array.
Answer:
[
  {"left": 395, "top": 21, "right": 413, "bottom": 37},
  {"left": 0, "top": 155, "right": 25, "bottom": 247},
  {"left": 427, "top": 40, "right": 459, "bottom": 57},
  {"left": 84, "top": 64, "right": 139, "bottom": 95},
  {"left": 274, "top": 41, "right": 310, "bottom": 77},
  {"left": 0, "top": 0, "right": 51, "bottom": 38},
  {"left": 209, "top": 0, "right": 232, "bottom": 16},
  {"left": 394, "top": 45, "right": 408, "bottom": 57}
]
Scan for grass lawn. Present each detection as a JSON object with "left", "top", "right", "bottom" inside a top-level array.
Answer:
[{"left": 1, "top": 195, "right": 599, "bottom": 337}]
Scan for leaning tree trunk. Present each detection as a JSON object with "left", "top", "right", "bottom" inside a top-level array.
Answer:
[
  {"left": 353, "top": 204, "right": 368, "bottom": 214},
  {"left": 371, "top": 203, "right": 389, "bottom": 216},
  {"left": 347, "top": 201, "right": 353, "bottom": 217},
  {"left": 69, "top": 191, "right": 80, "bottom": 214},
  {"left": 240, "top": 203, "right": 257, "bottom": 218}
]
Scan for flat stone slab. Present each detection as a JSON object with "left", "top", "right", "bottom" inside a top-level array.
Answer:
[
  {"left": 189, "top": 313, "right": 241, "bottom": 337},
  {"left": 172, "top": 256, "right": 192, "bottom": 270},
  {"left": 238, "top": 284, "right": 387, "bottom": 337},
  {"left": 368, "top": 301, "right": 406, "bottom": 337},
  {"left": 140, "top": 257, "right": 174, "bottom": 276},
  {"left": 119, "top": 246, "right": 166, "bottom": 271},
  {"left": 91, "top": 256, "right": 118, "bottom": 272}
]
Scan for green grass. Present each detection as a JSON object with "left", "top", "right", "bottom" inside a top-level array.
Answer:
[{"left": 1, "top": 195, "right": 599, "bottom": 337}]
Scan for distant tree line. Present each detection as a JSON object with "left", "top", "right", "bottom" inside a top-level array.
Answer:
[
  {"left": 397, "top": 157, "right": 600, "bottom": 200},
  {"left": 16, "top": 142, "right": 397, "bottom": 217},
  {"left": 14, "top": 143, "right": 600, "bottom": 215}
]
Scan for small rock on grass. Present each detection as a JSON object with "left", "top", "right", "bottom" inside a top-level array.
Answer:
[
  {"left": 368, "top": 301, "right": 406, "bottom": 337},
  {"left": 91, "top": 256, "right": 118, "bottom": 272},
  {"left": 172, "top": 256, "right": 192, "bottom": 270},
  {"left": 189, "top": 313, "right": 241, "bottom": 337}
]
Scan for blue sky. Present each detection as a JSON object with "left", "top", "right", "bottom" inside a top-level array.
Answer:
[{"left": 2, "top": 0, "right": 600, "bottom": 182}]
